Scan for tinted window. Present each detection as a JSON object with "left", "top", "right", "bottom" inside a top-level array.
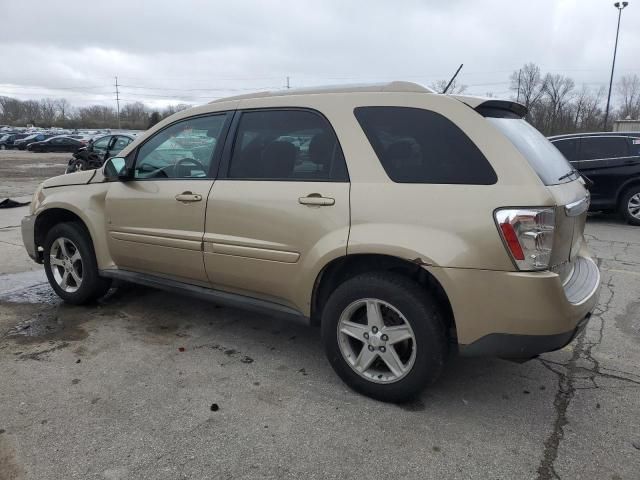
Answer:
[
  {"left": 135, "top": 114, "right": 227, "bottom": 179},
  {"left": 228, "top": 110, "right": 348, "bottom": 181},
  {"left": 553, "top": 138, "right": 578, "bottom": 161},
  {"left": 578, "top": 136, "right": 630, "bottom": 160},
  {"left": 630, "top": 137, "right": 640, "bottom": 156},
  {"left": 487, "top": 117, "right": 575, "bottom": 185},
  {"left": 354, "top": 107, "right": 496, "bottom": 184}
]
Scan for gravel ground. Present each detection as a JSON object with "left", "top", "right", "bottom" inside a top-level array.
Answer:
[
  {"left": 0, "top": 148, "right": 639, "bottom": 479},
  {"left": 0, "top": 150, "right": 70, "bottom": 199}
]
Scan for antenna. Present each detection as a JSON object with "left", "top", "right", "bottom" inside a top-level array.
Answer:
[
  {"left": 114, "top": 76, "right": 121, "bottom": 129},
  {"left": 442, "top": 64, "right": 464, "bottom": 94}
]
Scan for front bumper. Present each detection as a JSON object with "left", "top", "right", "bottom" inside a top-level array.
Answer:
[{"left": 21, "top": 214, "right": 40, "bottom": 263}]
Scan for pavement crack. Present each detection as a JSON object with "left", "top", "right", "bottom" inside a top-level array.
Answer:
[
  {"left": 536, "top": 330, "right": 583, "bottom": 480},
  {"left": 536, "top": 274, "right": 620, "bottom": 479}
]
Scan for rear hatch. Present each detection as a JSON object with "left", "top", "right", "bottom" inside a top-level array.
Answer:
[{"left": 463, "top": 98, "right": 589, "bottom": 282}]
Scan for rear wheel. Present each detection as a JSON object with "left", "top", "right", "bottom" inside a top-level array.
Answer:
[
  {"left": 44, "top": 222, "right": 111, "bottom": 304},
  {"left": 321, "top": 272, "right": 447, "bottom": 402},
  {"left": 620, "top": 185, "right": 640, "bottom": 226}
]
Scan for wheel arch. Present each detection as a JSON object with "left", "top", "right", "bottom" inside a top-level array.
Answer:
[
  {"left": 34, "top": 208, "right": 94, "bottom": 261},
  {"left": 310, "top": 253, "right": 456, "bottom": 340},
  {"left": 616, "top": 177, "right": 640, "bottom": 207}
]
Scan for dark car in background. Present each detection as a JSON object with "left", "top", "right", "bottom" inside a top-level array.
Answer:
[
  {"left": 65, "top": 133, "right": 134, "bottom": 173},
  {"left": 13, "top": 133, "right": 55, "bottom": 150},
  {"left": 549, "top": 132, "right": 640, "bottom": 225},
  {"left": 0, "top": 133, "right": 30, "bottom": 150},
  {"left": 28, "top": 135, "right": 86, "bottom": 153}
]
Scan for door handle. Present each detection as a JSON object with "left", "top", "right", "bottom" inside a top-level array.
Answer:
[
  {"left": 298, "top": 194, "right": 335, "bottom": 206},
  {"left": 175, "top": 191, "right": 202, "bottom": 202}
]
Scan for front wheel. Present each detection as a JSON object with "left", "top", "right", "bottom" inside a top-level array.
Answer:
[
  {"left": 44, "top": 222, "right": 111, "bottom": 304},
  {"left": 620, "top": 185, "right": 640, "bottom": 226},
  {"left": 321, "top": 272, "right": 447, "bottom": 402}
]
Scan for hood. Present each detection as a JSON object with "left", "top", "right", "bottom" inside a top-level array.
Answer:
[{"left": 42, "top": 170, "right": 96, "bottom": 188}]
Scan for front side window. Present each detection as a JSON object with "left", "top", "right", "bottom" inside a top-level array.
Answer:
[
  {"left": 135, "top": 114, "right": 227, "bottom": 179},
  {"left": 354, "top": 106, "right": 497, "bottom": 184},
  {"left": 112, "top": 136, "right": 132, "bottom": 153},
  {"left": 228, "top": 110, "right": 348, "bottom": 181},
  {"left": 92, "top": 136, "right": 111, "bottom": 153},
  {"left": 578, "top": 136, "right": 630, "bottom": 160}
]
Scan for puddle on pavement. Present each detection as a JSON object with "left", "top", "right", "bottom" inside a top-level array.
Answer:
[{"left": 0, "top": 270, "right": 58, "bottom": 305}]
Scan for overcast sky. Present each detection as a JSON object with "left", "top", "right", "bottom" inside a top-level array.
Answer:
[{"left": 0, "top": 0, "right": 638, "bottom": 109}]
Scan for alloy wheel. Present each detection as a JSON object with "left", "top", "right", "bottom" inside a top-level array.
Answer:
[
  {"left": 337, "top": 298, "right": 417, "bottom": 384},
  {"left": 49, "top": 237, "right": 83, "bottom": 293},
  {"left": 628, "top": 193, "right": 640, "bottom": 220}
]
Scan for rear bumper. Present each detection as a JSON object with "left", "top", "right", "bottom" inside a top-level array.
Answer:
[
  {"left": 21, "top": 214, "right": 40, "bottom": 263},
  {"left": 427, "top": 252, "right": 600, "bottom": 356},
  {"left": 459, "top": 313, "right": 591, "bottom": 358}
]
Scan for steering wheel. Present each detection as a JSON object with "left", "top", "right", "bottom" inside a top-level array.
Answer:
[{"left": 175, "top": 157, "right": 206, "bottom": 177}]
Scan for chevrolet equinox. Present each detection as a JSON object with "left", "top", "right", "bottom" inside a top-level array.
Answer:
[{"left": 22, "top": 82, "right": 600, "bottom": 401}]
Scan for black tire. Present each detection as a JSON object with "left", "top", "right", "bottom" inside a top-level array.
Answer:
[
  {"left": 321, "top": 272, "right": 447, "bottom": 402},
  {"left": 619, "top": 185, "right": 640, "bottom": 226},
  {"left": 43, "top": 222, "right": 111, "bottom": 304},
  {"left": 66, "top": 159, "right": 87, "bottom": 174}
]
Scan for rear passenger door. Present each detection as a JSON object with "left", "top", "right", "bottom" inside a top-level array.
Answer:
[
  {"left": 574, "top": 136, "right": 635, "bottom": 205},
  {"left": 203, "top": 109, "right": 350, "bottom": 311}
]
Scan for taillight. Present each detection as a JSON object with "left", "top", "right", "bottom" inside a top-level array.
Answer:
[{"left": 495, "top": 208, "right": 555, "bottom": 271}]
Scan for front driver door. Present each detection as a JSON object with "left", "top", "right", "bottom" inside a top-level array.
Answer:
[{"left": 105, "top": 112, "right": 231, "bottom": 283}]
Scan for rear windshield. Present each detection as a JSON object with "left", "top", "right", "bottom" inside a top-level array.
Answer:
[{"left": 486, "top": 116, "right": 576, "bottom": 185}]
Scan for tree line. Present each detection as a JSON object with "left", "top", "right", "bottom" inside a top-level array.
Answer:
[
  {"left": 2, "top": 63, "right": 639, "bottom": 134},
  {"left": 0, "top": 98, "right": 191, "bottom": 130}
]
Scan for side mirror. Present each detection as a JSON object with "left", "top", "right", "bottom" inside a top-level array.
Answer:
[{"left": 103, "top": 157, "right": 131, "bottom": 181}]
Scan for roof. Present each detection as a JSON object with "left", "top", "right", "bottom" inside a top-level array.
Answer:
[{"left": 209, "top": 81, "right": 436, "bottom": 103}]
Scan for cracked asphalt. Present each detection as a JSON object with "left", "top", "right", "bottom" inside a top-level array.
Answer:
[{"left": 0, "top": 155, "right": 639, "bottom": 479}]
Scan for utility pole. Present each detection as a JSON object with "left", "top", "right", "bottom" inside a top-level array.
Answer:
[
  {"left": 286, "top": 76, "right": 290, "bottom": 89},
  {"left": 603, "top": 1, "right": 629, "bottom": 130},
  {"left": 516, "top": 69, "right": 522, "bottom": 103},
  {"left": 114, "top": 76, "right": 121, "bottom": 130}
]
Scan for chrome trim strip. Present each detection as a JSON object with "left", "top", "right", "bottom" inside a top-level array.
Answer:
[{"left": 565, "top": 194, "right": 590, "bottom": 217}]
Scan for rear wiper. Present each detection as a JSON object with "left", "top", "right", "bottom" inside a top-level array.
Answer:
[{"left": 558, "top": 168, "right": 579, "bottom": 182}]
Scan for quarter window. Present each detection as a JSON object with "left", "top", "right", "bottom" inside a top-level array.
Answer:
[
  {"left": 354, "top": 106, "right": 497, "bottom": 184},
  {"left": 553, "top": 139, "right": 578, "bottom": 161},
  {"left": 578, "top": 137, "right": 629, "bottom": 160},
  {"left": 228, "top": 110, "right": 348, "bottom": 181},
  {"left": 135, "top": 114, "right": 227, "bottom": 179}
]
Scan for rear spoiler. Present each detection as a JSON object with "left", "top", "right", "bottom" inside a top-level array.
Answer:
[{"left": 450, "top": 95, "right": 528, "bottom": 118}]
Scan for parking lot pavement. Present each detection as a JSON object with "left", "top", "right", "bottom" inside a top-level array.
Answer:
[
  {"left": 0, "top": 206, "right": 638, "bottom": 479},
  {"left": 0, "top": 150, "right": 69, "bottom": 198}
]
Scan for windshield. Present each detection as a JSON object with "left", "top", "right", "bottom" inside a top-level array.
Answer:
[{"left": 488, "top": 117, "right": 576, "bottom": 186}]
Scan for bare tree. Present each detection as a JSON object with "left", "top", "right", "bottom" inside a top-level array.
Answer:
[
  {"left": 429, "top": 79, "right": 467, "bottom": 94},
  {"left": 616, "top": 74, "right": 640, "bottom": 120},
  {"left": 510, "top": 63, "right": 546, "bottom": 111}
]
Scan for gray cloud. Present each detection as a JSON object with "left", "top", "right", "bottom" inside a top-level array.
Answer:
[{"left": 1, "top": 0, "right": 638, "bottom": 107}]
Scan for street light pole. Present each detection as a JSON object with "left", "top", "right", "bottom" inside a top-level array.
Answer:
[{"left": 603, "top": 1, "right": 629, "bottom": 130}]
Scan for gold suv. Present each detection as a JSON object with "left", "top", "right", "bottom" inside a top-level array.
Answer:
[{"left": 21, "top": 82, "right": 600, "bottom": 401}]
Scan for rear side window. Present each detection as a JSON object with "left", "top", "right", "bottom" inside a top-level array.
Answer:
[
  {"left": 553, "top": 138, "right": 578, "bottom": 161},
  {"left": 578, "top": 136, "right": 629, "bottom": 160},
  {"left": 631, "top": 137, "right": 640, "bottom": 156},
  {"left": 354, "top": 107, "right": 496, "bottom": 184},
  {"left": 228, "top": 109, "right": 348, "bottom": 181}
]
